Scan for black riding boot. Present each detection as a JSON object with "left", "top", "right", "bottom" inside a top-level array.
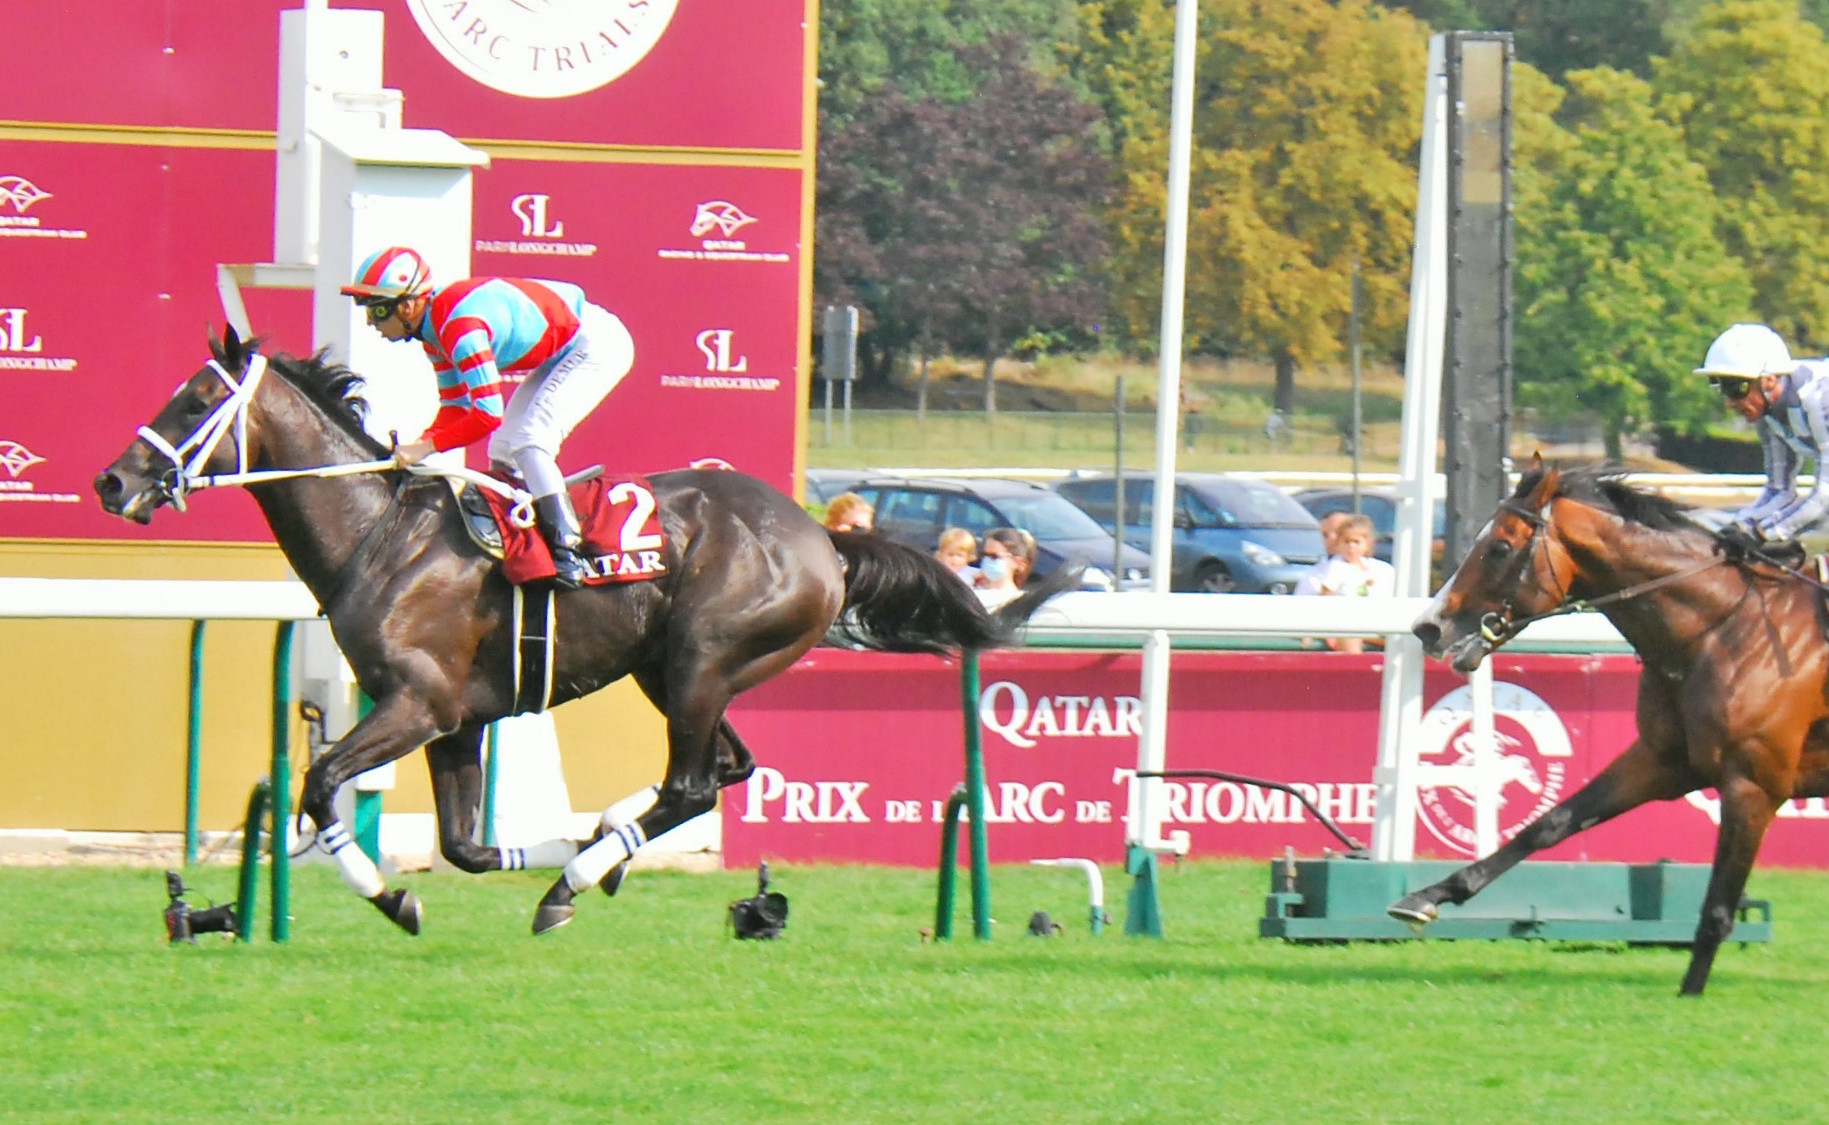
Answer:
[{"left": 533, "top": 493, "right": 590, "bottom": 589}]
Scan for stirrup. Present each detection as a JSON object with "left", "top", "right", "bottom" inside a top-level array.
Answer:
[{"left": 548, "top": 544, "right": 589, "bottom": 589}]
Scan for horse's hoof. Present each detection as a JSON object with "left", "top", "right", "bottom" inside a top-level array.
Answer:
[
  {"left": 1387, "top": 894, "right": 1438, "bottom": 931},
  {"left": 532, "top": 903, "right": 574, "bottom": 935},
  {"left": 599, "top": 861, "right": 629, "bottom": 898},
  {"left": 372, "top": 888, "right": 423, "bottom": 936}
]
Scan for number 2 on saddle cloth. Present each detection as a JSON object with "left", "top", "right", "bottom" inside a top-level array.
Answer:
[{"left": 475, "top": 475, "right": 668, "bottom": 587}]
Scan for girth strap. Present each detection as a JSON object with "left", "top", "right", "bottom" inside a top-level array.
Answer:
[{"left": 511, "top": 586, "right": 557, "bottom": 714}]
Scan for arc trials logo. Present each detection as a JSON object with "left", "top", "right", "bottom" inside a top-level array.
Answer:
[
  {"left": 1415, "top": 682, "right": 1572, "bottom": 856},
  {"left": 0, "top": 176, "right": 87, "bottom": 241},
  {"left": 406, "top": 0, "right": 678, "bottom": 99},
  {"left": 0, "top": 440, "right": 79, "bottom": 506}
]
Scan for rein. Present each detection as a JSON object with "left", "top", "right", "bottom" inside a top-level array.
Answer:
[
  {"left": 1478, "top": 498, "right": 1729, "bottom": 645},
  {"left": 137, "top": 352, "right": 536, "bottom": 528}
]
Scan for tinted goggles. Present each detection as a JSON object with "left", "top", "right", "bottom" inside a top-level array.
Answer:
[
  {"left": 359, "top": 297, "right": 406, "bottom": 324},
  {"left": 1707, "top": 376, "right": 1755, "bottom": 401}
]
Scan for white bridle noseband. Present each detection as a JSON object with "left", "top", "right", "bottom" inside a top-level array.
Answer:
[{"left": 135, "top": 355, "right": 270, "bottom": 511}]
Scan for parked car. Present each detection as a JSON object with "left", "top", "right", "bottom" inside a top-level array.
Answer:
[
  {"left": 843, "top": 476, "right": 1150, "bottom": 592},
  {"left": 1292, "top": 487, "right": 1445, "bottom": 568},
  {"left": 803, "top": 468, "right": 869, "bottom": 507},
  {"left": 1053, "top": 472, "right": 1324, "bottom": 593}
]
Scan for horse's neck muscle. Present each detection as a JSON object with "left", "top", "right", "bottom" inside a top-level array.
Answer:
[
  {"left": 246, "top": 376, "right": 409, "bottom": 599},
  {"left": 1571, "top": 516, "right": 1732, "bottom": 656}
]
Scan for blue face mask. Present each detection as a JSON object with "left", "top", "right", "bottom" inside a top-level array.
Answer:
[{"left": 979, "top": 556, "right": 1012, "bottom": 583}]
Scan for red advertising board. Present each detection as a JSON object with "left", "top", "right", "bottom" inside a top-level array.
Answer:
[
  {"left": 723, "top": 650, "right": 1829, "bottom": 869},
  {"left": 1, "top": 1, "right": 811, "bottom": 546}
]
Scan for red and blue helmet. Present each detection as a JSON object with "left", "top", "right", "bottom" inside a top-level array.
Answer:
[{"left": 341, "top": 246, "right": 432, "bottom": 300}]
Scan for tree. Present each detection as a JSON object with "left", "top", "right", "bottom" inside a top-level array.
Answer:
[
  {"left": 1093, "top": 0, "right": 1426, "bottom": 413},
  {"left": 1512, "top": 66, "right": 1755, "bottom": 458},
  {"left": 1653, "top": 0, "right": 1829, "bottom": 349},
  {"left": 814, "top": 36, "right": 1114, "bottom": 402}
]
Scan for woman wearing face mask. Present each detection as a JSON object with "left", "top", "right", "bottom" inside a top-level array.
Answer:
[{"left": 974, "top": 527, "right": 1029, "bottom": 608}]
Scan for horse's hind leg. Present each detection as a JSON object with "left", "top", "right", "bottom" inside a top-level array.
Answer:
[
  {"left": 1680, "top": 774, "right": 1777, "bottom": 996},
  {"left": 426, "top": 725, "right": 581, "bottom": 874},
  {"left": 1389, "top": 738, "right": 1697, "bottom": 927},
  {"left": 534, "top": 672, "right": 738, "bottom": 933}
]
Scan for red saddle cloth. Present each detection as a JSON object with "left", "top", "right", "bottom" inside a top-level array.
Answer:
[{"left": 480, "top": 474, "right": 668, "bottom": 587}]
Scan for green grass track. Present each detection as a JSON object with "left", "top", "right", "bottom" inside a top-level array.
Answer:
[{"left": 2, "top": 861, "right": 1824, "bottom": 1123}]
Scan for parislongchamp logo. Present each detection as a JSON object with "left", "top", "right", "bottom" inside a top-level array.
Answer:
[{"left": 405, "top": 0, "right": 679, "bottom": 99}]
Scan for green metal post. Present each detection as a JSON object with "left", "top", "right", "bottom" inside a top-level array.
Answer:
[
  {"left": 183, "top": 620, "right": 206, "bottom": 868},
  {"left": 270, "top": 622, "right": 294, "bottom": 943},
  {"left": 481, "top": 721, "right": 501, "bottom": 847},
  {"left": 934, "top": 786, "right": 966, "bottom": 940},
  {"left": 961, "top": 651, "right": 991, "bottom": 940},
  {"left": 235, "top": 779, "right": 270, "bottom": 942},
  {"left": 1125, "top": 844, "right": 1164, "bottom": 937},
  {"left": 352, "top": 693, "right": 380, "bottom": 861}
]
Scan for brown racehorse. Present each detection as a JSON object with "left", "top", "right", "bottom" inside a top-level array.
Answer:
[
  {"left": 1403, "top": 458, "right": 1827, "bottom": 995},
  {"left": 94, "top": 327, "right": 1079, "bottom": 935}
]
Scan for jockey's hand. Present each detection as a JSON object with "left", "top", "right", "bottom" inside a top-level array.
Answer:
[
  {"left": 392, "top": 439, "right": 436, "bottom": 469},
  {"left": 1716, "top": 519, "right": 1764, "bottom": 560}
]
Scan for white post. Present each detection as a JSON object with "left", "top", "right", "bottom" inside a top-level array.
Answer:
[
  {"left": 1371, "top": 35, "right": 1450, "bottom": 862},
  {"left": 1468, "top": 657, "right": 1499, "bottom": 856}
]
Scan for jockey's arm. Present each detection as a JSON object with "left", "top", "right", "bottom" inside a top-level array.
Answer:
[
  {"left": 1738, "top": 421, "right": 1797, "bottom": 527},
  {"left": 419, "top": 320, "right": 507, "bottom": 452},
  {"left": 1755, "top": 394, "right": 1829, "bottom": 539}
]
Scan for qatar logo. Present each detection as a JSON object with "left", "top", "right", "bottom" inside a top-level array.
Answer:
[
  {"left": 1415, "top": 681, "right": 1571, "bottom": 856},
  {"left": 0, "top": 441, "right": 46, "bottom": 478},
  {"left": 405, "top": 0, "right": 679, "bottom": 100},
  {"left": 690, "top": 201, "right": 756, "bottom": 240},
  {"left": 0, "top": 177, "right": 51, "bottom": 214}
]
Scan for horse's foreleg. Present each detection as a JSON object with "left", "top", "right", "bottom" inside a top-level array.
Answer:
[
  {"left": 1389, "top": 738, "right": 1697, "bottom": 927},
  {"left": 426, "top": 726, "right": 581, "bottom": 874},
  {"left": 1680, "top": 774, "right": 1777, "bottom": 997},
  {"left": 299, "top": 692, "right": 446, "bottom": 936}
]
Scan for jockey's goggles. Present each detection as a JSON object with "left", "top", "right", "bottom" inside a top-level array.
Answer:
[
  {"left": 358, "top": 296, "right": 409, "bottom": 324},
  {"left": 1707, "top": 375, "right": 1756, "bottom": 401}
]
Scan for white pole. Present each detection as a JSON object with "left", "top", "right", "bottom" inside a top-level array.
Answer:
[
  {"left": 1371, "top": 35, "right": 1450, "bottom": 862},
  {"left": 1469, "top": 658, "right": 1499, "bottom": 856},
  {"left": 1132, "top": 0, "right": 1200, "bottom": 857}
]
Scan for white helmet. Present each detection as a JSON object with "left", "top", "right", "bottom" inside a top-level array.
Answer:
[{"left": 1694, "top": 323, "right": 1792, "bottom": 380}]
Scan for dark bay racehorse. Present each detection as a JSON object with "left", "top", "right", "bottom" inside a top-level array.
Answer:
[
  {"left": 95, "top": 327, "right": 1078, "bottom": 935},
  {"left": 1404, "top": 459, "right": 1829, "bottom": 995}
]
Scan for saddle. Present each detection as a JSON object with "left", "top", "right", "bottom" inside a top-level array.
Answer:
[{"left": 450, "top": 469, "right": 669, "bottom": 588}]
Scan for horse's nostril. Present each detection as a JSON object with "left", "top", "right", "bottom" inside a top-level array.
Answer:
[
  {"left": 93, "top": 471, "right": 121, "bottom": 500},
  {"left": 1413, "top": 621, "right": 1442, "bottom": 649}
]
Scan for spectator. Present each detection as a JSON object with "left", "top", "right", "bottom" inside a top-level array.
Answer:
[
  {"left": 1305, "top": 514, "right": 1394, "bottom": 653},
  {"left": 974, "top": 527, "right": 1030, "bottom": 608},
  {"left": 936, "top": 527, "right": 979, "bottom": 584},
  {"left": 824, "top": 492, "right": 874, "bottom": 533},
  {"left": 1294, "top": 511, "right": 1352, "bottom": 596}
]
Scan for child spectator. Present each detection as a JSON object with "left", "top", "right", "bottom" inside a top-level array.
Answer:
[
  {"left": 936, "top": 527, "right": 979, "bottom": 584},
  {"left": 823, "top": 492, "right": 874, "bottom": 533}
]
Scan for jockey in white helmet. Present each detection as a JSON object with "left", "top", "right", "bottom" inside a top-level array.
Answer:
[{"left": 1696, "top": 322, "right": 1829, "bottom": 544}]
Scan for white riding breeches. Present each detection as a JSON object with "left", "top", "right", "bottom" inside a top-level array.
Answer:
[{"left": 487, "top": 303, "right": 634, "bottom": 496}]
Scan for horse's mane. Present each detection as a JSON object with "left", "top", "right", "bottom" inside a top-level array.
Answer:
[
  {"left": 216, "top": 333, "right": 385, "bottom": 456},
  {"left": 1512, "top": 463, "right": 1699, "bottom": 534}
]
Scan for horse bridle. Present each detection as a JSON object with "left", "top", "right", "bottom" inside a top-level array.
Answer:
[
  {"left": 134, "top": 354, "right": 269, "bottom": 511},
  {"left": 1477, "top": 498, "right": 1561, "bottom": 645},
  {"left": 1479, "top": 496, "right": 1733, "bottom": 645}
]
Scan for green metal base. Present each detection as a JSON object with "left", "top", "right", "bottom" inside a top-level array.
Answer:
[
  {"left": 1124, "top": 845, "right": 1164, "bottom": 937},
  {"left": 1260, "top": 857, "right": 1773, "bottom": 945}
]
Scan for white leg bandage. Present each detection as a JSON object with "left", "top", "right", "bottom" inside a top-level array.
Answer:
[
  {"left": 322, "top": 821, "right": 385, "bottom": 899},
  {"left": 497, "top": 839, "right": 581, "bottom": 870},
  {"left": 600, "top": 784, "right": 661, "bottom": 834},
  {"left": 562, "top": 822, "right": 647, "bottom": 894}
]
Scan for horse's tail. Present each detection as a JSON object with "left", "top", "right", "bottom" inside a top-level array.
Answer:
[{"left": 826, "top": 530, "right": 1083, "bottom": 655}]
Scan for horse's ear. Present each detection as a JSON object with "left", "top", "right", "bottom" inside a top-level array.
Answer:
[
  {"left": 222, "top": 322, "right": 244, "bottom": 361},
  {"left": 1528, "top": 451, "right": 1545, "bottom": 474},
  {"left": 1525, "top": 457, "right": 1559, "bottom": 509}
]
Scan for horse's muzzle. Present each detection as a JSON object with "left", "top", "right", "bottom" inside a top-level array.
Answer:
[
  {"left": 1411, "top": 609, "right": 1490, "bottom": 673},
  {"left": 93, "top": 468, "right": 162, "bottom": 524}
]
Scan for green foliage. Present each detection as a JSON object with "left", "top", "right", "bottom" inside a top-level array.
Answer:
[
  {"left": 1654, "top": 0, "right": 1829, "bottom": 349},
  {"left": 1514, "top": 66, "right": 1755, "bottom": 453},
  {"left": 1096, "top": 0, "right": 1426, "bottom": 375}
]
